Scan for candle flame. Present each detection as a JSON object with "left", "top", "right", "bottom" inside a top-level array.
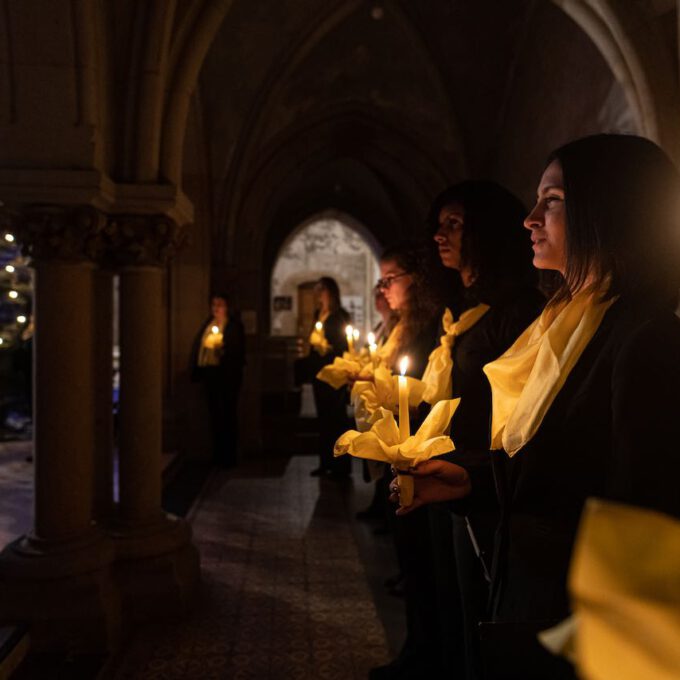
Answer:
[
  {"left": 353, "top": 328, "right": 360, "bottom": 341},
  {"left": 345, "top": 325, "right": 354, "bottom": 338},
  {"left": 367, "top": 332, "right": 376, "bottom": 345},
  {"left": 315, "top": 321, "right": 323, "bottom": 331},
  {"left": 399, "top": 356, "right": 409, "bottom": 376},
  {"left": 211, "top": 325, "right": 219, "bottom": 334}
]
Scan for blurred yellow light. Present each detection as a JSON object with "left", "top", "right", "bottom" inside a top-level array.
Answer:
[
  {"left": 4, "top": 233, "right": 15, "bottom": 243},
  {"left": 8, "top": 290, "right": 18, "bottom": 299},
  {"left": 5, "top": 265, "right": 15, "bottom": 273},
  {"left": 17, "top": 315, "right": 26, "bottom": 324}
]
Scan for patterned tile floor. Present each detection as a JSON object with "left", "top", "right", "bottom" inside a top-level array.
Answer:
[{"left": 111, "top": 456, "right": 397, "bottom": 679}]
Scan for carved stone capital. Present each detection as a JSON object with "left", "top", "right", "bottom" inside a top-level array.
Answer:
[
  {"left": 102, "top": 214, "right": 187, "bottom": 267},
  {"left": 13, "top": 205, "right": 106, "bottom": 263}
]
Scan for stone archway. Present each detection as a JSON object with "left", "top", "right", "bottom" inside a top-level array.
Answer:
[{"left": 270, "top": 210, "right": 381, "bottom": 338}]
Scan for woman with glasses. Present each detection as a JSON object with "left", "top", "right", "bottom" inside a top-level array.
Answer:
[
  {"left": 370, "top": 242, "right": 449, "bottom": 680},
  {"left": 395, "top": 135, "right": 680, "bottom": 678},
  {"left": 376, "top": 243, "right": 443, "bottom": 374}
]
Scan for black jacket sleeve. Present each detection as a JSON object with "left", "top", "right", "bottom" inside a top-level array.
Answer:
[{"left": 607, "top": 313, "right": 680, "bottom": 519}]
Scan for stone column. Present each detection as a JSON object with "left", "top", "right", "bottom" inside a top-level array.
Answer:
[
  {"left": 118, "top": 264, "right": 164, "bottom": 525},
  {"left": 105, "top": 215, "right": 199, "bottom": 624},
  {"left": 0, "top": 206, "right": 119, "bottom": 652}
]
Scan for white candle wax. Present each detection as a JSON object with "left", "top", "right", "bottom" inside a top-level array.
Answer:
[
  {"left": 346, "top": 325, "right": 354, "bottom": 353},
  {"left": 398, "top": 356, "right": 410, "bottom": 441}
]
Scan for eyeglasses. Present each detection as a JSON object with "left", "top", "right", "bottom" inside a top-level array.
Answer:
[{"left": 376, "top": 272, "right": 411, "bottom": 290}]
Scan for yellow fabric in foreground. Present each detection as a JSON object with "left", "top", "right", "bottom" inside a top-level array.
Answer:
[
  {"left": 422, "top": 304, "right": 490, "bottom": 404},
  {"left": 483, "top": 289, "right": 615, "bottom": 455},
  {"left": 569, "top": 499, "right": 680, "bottom": 680}
]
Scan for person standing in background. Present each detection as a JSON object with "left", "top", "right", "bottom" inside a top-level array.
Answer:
[
  {"left": 191, "top": 292, "right": 246, "bottom": 468},
  {"left": 308, "top": 277, "right": 351, "bottom": 478}
]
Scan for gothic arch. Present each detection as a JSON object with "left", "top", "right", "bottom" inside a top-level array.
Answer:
[{"left": 551, "top": 0, "right": 680, "bottom": 157}]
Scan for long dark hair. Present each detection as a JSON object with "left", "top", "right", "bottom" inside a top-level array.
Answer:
[
  {"left": 380, "top": 242, "right": 443, "bottom": 358},
  {"left": 317, "top": 276, "right": 342, "bottom": 312},
  {"left": 547, "top": 134, "right": 680, "bottom": 307},
  {"left": 427, "top": 181, "right": 536, "bottom": 302}
]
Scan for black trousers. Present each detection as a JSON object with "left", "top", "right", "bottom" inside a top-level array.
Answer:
[
  {"left": 311, "top": 378, "right": 350, "bottom": 474},
  {"left": 204, "top": 368, "right": 242, "bottom": 466}
]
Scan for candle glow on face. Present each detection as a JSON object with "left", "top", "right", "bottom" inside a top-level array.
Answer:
[{"left": 399, "top": 355, "right": 409, "bottom": 376}]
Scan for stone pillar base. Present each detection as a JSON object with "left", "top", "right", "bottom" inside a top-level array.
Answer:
[
  {"left": 111, "top": 515, "right": 200, "bottom": 625},
  {"left": 0, "top": 532, "right": 120, "bottom": 653}
]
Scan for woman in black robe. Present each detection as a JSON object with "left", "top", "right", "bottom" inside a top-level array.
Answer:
[
  {"left": 395, "top": 134, "right": 680, "bottom": 679},
  {"left": 307, "top": 276, "right": 352, "bottom": 477},
  {"left": 428, "top": 181, "right": 544, "bottom": 680},
  {"left": 191, "top": 292, "right": 246, "bottom": 467}
]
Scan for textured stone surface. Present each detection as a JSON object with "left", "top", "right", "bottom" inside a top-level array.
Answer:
[{"left": 113, "top": 456, "right": 391, "bottom": 679}]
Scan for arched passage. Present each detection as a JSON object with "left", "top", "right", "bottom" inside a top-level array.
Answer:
[{"left": 270, "top": 210, "right": 381, "bottom": 337}]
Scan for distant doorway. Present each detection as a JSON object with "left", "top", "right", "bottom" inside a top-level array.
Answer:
[{"left": 270, "top": 211, "right": 381, "bottom": 338}]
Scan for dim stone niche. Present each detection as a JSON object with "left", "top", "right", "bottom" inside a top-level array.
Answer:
[{"left": 270, "top": 211, "right": 380, "bottom": 338}]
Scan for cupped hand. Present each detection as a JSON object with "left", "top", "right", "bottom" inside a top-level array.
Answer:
[{"left": 389, "top": 459, "right": 471, "bottom": 515}]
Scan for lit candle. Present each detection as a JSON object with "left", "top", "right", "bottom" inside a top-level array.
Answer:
[
  {"left": 8, "top": 290, "right": 18, "bottom": 299},
  {"left": 367, "top": 332, "right": 377, "bottom": 366},
  {"left": 353, "top": 328, "right": 360, "bottom": 346},
  {"left": 315, "top": 321, "right": 323, "bottom": 333},
  {"left": 207, "top": 324, "right": 223, "bottom": 349},
  {"left": 345, "top": 325, "right": 354, "bottom": 353},
  {"left": 398, "top": 356, "right": 410, "bottom": 441}
]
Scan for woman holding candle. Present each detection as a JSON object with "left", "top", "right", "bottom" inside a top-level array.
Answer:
[
  {"left": 371, "top": 242, "right": 446, "bottom": 680},
  {"left": 190, "top": 292, "right": 246, "bottom": 467},
  {"left": 396, "top": 135, "right": 680, "bottom": 678},
  {"left": 308, "top": 276, "right": 352, "bottom": 478},
  {"left": 376, "top": 184, "right": 543, "bottom": 680},
  {"left": 428, "top": 180, "right": 543, "bottom": 680}
]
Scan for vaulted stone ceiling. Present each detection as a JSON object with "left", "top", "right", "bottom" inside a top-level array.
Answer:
[{"left": 188, "top": 0, "right": 633, "bottom": 274}]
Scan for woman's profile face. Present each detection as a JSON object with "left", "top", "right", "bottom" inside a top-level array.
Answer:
[
  {"left": 434, "top": 202, "right": 464, "bottom": 270},
  {"left": 524, "top": 159, "right": 567, "bottom": 274},
  {"left": 379, "top": 258, "right": 413, "bottom": 311}
]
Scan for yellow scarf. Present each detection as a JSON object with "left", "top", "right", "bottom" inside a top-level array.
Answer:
[
  {"left": 421, "top": 304, "right": 490, "bottom": 405},
  {"left": 483, "top": 289, "right": 616, "bottom": 455},
  {"left": 376, "top": 322, "right": 402, "bottom": 369}
]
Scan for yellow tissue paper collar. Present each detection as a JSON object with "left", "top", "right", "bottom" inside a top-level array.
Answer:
[
  {"left": 422, "top": 305, "right": 490, "bottom": 404},
  {"left": 483, "top": 289, "right": 616, "bottom": 455}
]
